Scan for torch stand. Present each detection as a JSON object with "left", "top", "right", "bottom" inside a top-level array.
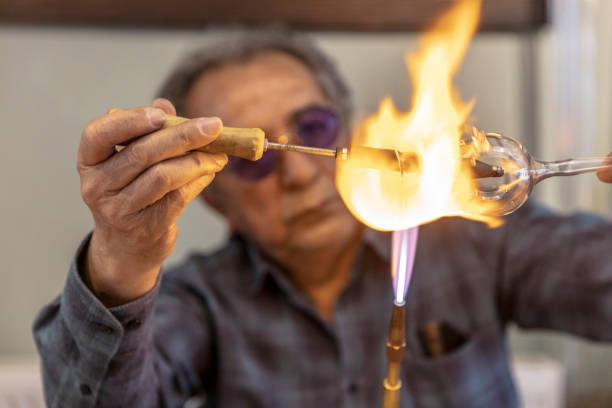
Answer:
[{"left": 382, "top": 301, "right": 406, "bottom": 408}]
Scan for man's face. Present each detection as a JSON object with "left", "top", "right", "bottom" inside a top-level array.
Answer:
[{"left": 184, "top": 51, "right": 360, "bottom": 257}]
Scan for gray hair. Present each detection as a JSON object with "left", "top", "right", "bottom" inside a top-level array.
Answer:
[{"left": 156, "top": 29, "right": 352, "bottom": 126}]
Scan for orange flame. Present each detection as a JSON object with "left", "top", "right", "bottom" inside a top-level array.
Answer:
[{"left": 336, "top": 0, "right": 501, "bottom": 231}]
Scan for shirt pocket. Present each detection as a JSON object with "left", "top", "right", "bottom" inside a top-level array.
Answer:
[{"left": 404, "top": 324, "right": 518, "bottom": 408}]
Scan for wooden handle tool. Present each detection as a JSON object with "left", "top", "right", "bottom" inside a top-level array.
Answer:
[
  {"left": 108, "top": 109, "right": 265, "bottom": 161},
  {"left": 107, "top": 109, "right": 503, "bottom": 178}
]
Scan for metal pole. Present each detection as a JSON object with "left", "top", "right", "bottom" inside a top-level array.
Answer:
[{"left": 382, "top": 301, "right": 406, "bottom": 408}]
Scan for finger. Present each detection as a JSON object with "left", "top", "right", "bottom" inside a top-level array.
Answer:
[
  {"left": 596, "top": 153, "right": 612, "bottom": 183},
  {"left": 97, "top": 117, "right": 223, "bottom": 191},
  {"left": 119, "top": 151, "right": 227, "bottom": 213},
  {"left": 78, "top": 107, "right": 166, "bottom": 167},
  {"left": 150, "top": 172, "right": 217, "bottom": 228},
  {"left": 151, "top": 98, "right": 177, "bottom": 115}
]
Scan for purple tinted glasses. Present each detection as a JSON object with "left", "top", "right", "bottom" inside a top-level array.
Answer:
[{"left": 228, "top": 106, "right": 341, "bottom": 181}]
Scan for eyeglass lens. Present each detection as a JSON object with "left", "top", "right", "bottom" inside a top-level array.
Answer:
[{"left": 228, "top": 106, "right": 340, "bottom": 181}]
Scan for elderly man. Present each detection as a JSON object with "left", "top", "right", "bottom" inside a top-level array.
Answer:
[{"left": 34, "top": 31, "right": 612, "bottom": 408}]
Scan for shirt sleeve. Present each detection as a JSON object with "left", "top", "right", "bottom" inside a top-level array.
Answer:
[
  {"left": 496, "top": 201, "right": 612, "bottom": 341},
  {"left": 33, "top": 234, "right": 215, "bottom": 408}
]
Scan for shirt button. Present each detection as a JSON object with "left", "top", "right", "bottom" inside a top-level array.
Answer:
[
  {"left": 94, "top": 322, "right": 114, "bottom": 334},
  {"left": 80, "top": 384, "right": 92, "bottom": 396},
  {"left": 125, "top": 319, "right": 142, "bottom": 330}
]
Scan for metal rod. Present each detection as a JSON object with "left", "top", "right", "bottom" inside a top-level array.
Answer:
[
  {"left": 265, "top": 140, "right": 503, "bottom": 178},
  {"left": 383, "top": 301, "right": 406, "bottom": 408},
  {"left": 383, "top": 362, "right": 402, "bottom": 408},
  {"left": 265, "top": 140, "right": 337, "bottom": 157}
]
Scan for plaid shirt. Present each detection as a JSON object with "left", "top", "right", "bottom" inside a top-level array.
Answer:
[{"left": 33, "top": 202, "right": 612, "bottom": 408}]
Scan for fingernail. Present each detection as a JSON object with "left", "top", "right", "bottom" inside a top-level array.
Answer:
[
  {"left": 147, "top": 108, "right": 166, "bottom": 127},
  {"left": 197, "top": 117, "right": 222, "bottom": 135}
]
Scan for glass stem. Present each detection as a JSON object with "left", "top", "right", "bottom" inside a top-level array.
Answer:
[{"left": 531, "top": 157, "right": 611, "bottom": 183}]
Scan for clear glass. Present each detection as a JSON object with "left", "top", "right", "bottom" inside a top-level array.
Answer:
[{"left": 474, "top": 132, "right": 611, "bottom": 215}]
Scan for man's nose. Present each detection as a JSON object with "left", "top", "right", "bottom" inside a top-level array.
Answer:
[{"left": 278, "top": 150, "right": 319, "bottom": 189}]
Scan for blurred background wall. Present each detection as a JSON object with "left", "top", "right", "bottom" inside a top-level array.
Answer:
[{"left": 1, "top": 3, "right": 611, "bottom": 405}]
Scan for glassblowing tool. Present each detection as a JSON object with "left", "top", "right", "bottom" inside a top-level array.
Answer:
[
  {"left": 383, "top": 301, "right": 406, "bottom": 408},
  {"left": 112, "top": 110, "right": 504, "bottom": 178},
  {"left": 383, "top": 227, "right": 418, "bottom": 408},
  {"left": 472, "top": 132, "right": 612, "bottom": 215}
]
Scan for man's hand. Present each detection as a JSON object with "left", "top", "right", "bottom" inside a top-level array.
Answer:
[
  {"left": 597, "top": 153, "right": 612, "bottom": 183},
  {"left": 77, "top": 98, "right": 227, "bottom": 306}
]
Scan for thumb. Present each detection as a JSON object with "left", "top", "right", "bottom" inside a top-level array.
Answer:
[{"left": 151, "top": 98, "right": 177, "bottom": 116}]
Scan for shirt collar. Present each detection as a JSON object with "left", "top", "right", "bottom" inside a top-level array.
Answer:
[
  {"left": 239, "top": 235, "right": 278, "bottom": 294},
  {"left": 239, "top": 228, "right": 391, "bottom": 296}
]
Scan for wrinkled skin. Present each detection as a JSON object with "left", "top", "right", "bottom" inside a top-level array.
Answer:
[
  {"left": 81, "top": 51, "right": 361, "bottom": 317},
  {"left": 78, "top": 102, "right": 227, "bottom": 306}
]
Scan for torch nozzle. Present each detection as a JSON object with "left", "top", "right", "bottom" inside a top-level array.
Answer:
[
  {"left": 386, "top": 301, "right": 407, "bottom": 368},
  {"left": 383, "top": 301, "right": 407, "bottom": 408}
]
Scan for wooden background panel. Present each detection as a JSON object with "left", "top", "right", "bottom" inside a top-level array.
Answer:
[{"left": 0, "top": 0, "right": 547, "bottom": 32}]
